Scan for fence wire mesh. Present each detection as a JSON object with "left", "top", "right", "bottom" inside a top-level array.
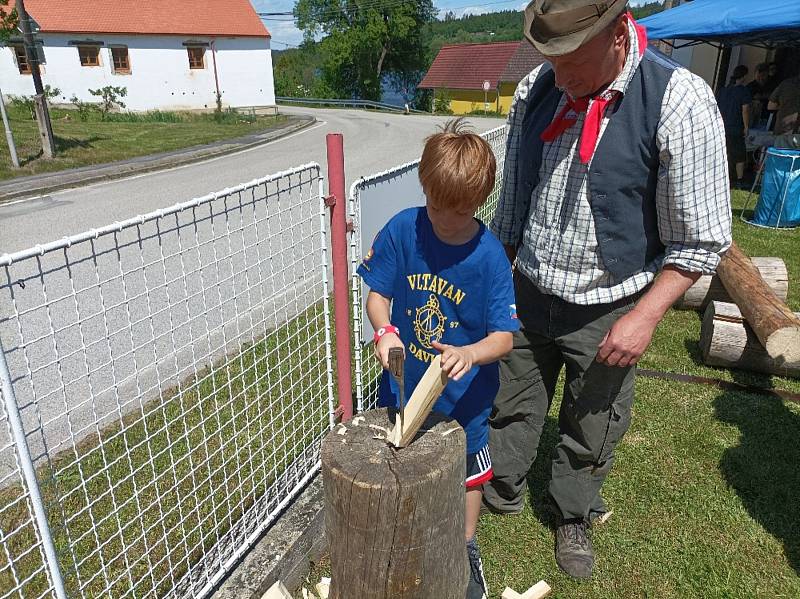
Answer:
[
  {"left": 349, "top": 125, "right": 508, "bottom": 412},
  {"left": 0, "top": 164, "right": 334, "bottom": 599}
]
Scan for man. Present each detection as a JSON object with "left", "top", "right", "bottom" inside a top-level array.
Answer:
[
  {"left": 747, "top": 63, "right": 770, "bottom": 127},
  {"left": 717, "top": 65, "right": 751, "bottom": 187},
  {"left": 768, "top": 72, "right": 800, "bottom": 135},
  {"left": 485, "top": 0, "right": 732, "bottom": 580}
]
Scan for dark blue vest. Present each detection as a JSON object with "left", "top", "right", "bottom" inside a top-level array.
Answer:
[{"left": 514, "top": 49, "right": 679, "bottom": 281}]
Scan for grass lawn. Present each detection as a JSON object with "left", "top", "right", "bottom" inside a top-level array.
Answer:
[{"left": 0, "top": 105, "right": 287, "bottom": 181}]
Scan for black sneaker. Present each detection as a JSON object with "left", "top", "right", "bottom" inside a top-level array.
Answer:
[
  {"left": 555, "top": 519, "right": 594, "bottom": 579},
  {"left": 466, "top": 537, "right": 488, "bottom": 599}
]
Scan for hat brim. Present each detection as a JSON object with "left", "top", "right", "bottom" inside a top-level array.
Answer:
[{"left": 524, "top": 0, "right": 628, "bottom": 57}]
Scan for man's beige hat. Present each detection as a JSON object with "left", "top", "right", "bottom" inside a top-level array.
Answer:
[{"left": 524, "top": 0, "right": 628, "bottom": 56}]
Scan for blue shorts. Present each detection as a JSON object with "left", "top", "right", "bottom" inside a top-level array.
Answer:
[{"left": 465, "top": 444, "right": 493, "bottom": 489}]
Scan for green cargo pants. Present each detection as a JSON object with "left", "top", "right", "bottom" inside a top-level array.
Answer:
[{"left": 484, "top": 271, "right": 639, "bottom": 521}]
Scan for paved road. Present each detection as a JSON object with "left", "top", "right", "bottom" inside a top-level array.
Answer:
[{"left": 0, "top": 107, "right": 505, "bottom": 255}]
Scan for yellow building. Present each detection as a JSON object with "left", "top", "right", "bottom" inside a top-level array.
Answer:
[{"left": 419, "top": 41, "right": 546, "bottom": 116}]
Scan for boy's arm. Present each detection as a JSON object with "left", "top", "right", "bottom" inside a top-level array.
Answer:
[
  {"left": 366, "top": 290, "right": 404, "bottom": 370},
  {"left": 432, "top": 331, "right": 513, "bottom": 382}
]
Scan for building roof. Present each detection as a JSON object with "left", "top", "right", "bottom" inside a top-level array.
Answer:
[
  {"left": 500, "top": 41, "right": 546, "bottom": 85},
  {"left": 8, "top": 0, "right": 270, "bottom": 38},
  {"left": 418, "top": 41, "right": 546, "bottom": 90}
]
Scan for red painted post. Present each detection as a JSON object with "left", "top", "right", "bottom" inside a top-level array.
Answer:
[{"left": 326, "top": 133, "right": 354, "bottom": 422}]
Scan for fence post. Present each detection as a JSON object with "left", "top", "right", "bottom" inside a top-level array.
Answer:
[
  {"left": 0, "top": 339, "right": 68, "bottom": 599},
  {"left": 326, "top": 133, "right": 354, "bottom": 421}
]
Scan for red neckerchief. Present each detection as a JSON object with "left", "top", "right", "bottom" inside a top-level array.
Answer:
[{"left": 540, "top": 12, "right": 648, "bottom": 164}]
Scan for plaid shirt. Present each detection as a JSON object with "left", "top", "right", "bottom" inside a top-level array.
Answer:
[{"left": 490, "top": 22, "right": 732, "bottom": 305}]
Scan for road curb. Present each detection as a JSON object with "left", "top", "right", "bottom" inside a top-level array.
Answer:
[{"left": 0, "top": 115, "right": 316, "bottom": 205}]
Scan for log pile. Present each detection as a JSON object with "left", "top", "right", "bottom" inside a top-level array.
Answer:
[
  {"left": 700, "top": 301, "right": 800, "bottom": 377},
  {"left": 687, "top": 242, "right": 799, "bottom": 377}
]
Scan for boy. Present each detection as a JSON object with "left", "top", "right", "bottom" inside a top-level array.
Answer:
[{"left": 357, "top": 119, "right": 517, "bottom": 599}]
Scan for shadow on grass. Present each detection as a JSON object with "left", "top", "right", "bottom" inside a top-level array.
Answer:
[
  {"left": 525, "top": 415, "right": 560, "bottom": 529},
  {"left": 54, "top": 134, "right": 103, "bottom": 152},
  {"left": 714, "top": 391, "right": 800, "bottom": 574}
]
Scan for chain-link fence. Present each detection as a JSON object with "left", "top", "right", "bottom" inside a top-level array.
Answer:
[
  {"left": 0, "top": 163, "right": 335, "bottom": 599},
  {"left": 349, "top": 125, "right": 508, "bottom": 412}
]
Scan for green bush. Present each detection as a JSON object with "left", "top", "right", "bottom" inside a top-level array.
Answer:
[
  {"left": 69, "top": 95, "right": 99, "bottom": 121},
  {"left": 88, "top": 85, "right": 127, "bottom": 117},
  {"left": 433, "top": 90, "right": 453, "bottom": 114}
]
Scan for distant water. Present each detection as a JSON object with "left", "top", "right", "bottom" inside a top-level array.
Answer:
[{"left": 381, "top": 85, "right": 406, "bottom": 107}]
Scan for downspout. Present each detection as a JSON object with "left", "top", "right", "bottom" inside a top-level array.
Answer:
[{"left": 211, "top": 39, "right": 222, "bottom": 112}]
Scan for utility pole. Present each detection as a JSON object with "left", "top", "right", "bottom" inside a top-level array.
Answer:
[
  {"left": 0, "top": 86, "right": 20, "bottom": 168},
  {"left": 16, "top": 0, "right": 54, "bottom": 158},
  {"left": 659, "top": 0, "right": 675, "bottom": 56}
]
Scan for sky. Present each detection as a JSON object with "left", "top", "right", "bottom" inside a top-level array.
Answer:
[{"left": 252, "top": 0, "right": 655, "bottom": 49}]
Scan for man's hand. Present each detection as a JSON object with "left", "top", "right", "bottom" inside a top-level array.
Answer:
[
  {"left": 375, "top": 332, "right": 404, "bottom": 370},
  {"left": 596, "top": 308, "right": 659, "bottom": 368},
  {"left": 431, "top": 341, "right": 477, "bottom": 381}
]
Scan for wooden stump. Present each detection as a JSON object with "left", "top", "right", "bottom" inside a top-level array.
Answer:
[
  {"left": 322, "top": 408, "right": 467, "bottom": 599},
  {"left": 700, "top": 301, "right": 800, "bottom": 377},
  {"left": 675, "top": 257, "right": 787, "bottom": 310},
  {"left": 717, "top": 242, "right": 800, "bottom": 364}
]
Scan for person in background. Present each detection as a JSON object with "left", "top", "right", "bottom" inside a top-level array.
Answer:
[
  {"left": 768, "top": 70, "right": 800, "bottom": 136},
  {"left": 766, "top": 62, "right": 780, "bottom": 95},
  {"left": 717, "top": 65, "right": 752, "bottom": 188},
  {"left": 747, "top": 63, "right": 770, "bottom": 128}
]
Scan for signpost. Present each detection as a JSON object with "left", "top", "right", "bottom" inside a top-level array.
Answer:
[{"left": 483, "top": 80, "right": 490, "bottom": 112}]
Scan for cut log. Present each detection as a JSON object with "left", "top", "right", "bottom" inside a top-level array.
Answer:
[
  {"left": 675, "top": 257, "right": 787, "bottom": 310},
  {"left": 389, "top": 354, "right": 448, "bottom": 448},
  {"left": 322, "top": 408, "right": 467, "bottom": 599},
  {"left": 700, "top": 301, "right": 800, "bottom": 377},
  {"left": 717, "top": 242, "right": 800, "bottom": 365}
]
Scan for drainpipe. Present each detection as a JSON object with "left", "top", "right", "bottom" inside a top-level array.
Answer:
[{"left": 211, "top": 39, "right": 222, "bottom": 112}]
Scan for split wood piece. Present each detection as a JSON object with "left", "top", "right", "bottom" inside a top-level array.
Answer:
[
  {"left": 501, "top": 580, "right": 552, "bottom": 599},
  {"left": 700, "top": 301, "right": 800, "bottom": 377},
  {"left": 315, "top": 578, "right": 330, "bottom": 599},
  {"left": 262, "top": 580, "right": 292, "bottom": 599},
  {"left": 322, "top": 407, "right": 467, "bottom": 599},
  {"left": 389, "top": 354, "right": 448, "bottom": 447},
  {"left": 717, "top": 242, "right": 800, "bottom": 364},
  {"left": 675, "top": 257, "right": 787, "bottom": 310}
]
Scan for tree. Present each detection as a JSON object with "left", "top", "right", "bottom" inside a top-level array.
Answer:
[
  {"left": 0, "top": 0, "right": 16, "bottom": 35},
  {"left": 0, "top": 0, "right": 20, "bottom": 167},
  {"left": 294, "top": 0, "right": 437, "bottom": 100}
]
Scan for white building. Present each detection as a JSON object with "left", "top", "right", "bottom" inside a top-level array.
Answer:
[{"left": 0, "top": 0, "right": 275, "bottom": 111}]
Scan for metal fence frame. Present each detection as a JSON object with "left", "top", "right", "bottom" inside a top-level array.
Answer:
[
  {"left": 0, "top": 164, "right": 335, "bottom": 599},
  {"left": 348, "top": 125, "right": 509, "bottom": 413}
]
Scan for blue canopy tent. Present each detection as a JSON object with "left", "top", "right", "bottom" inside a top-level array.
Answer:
[{"left": 639, "top": 0, "right": 800, "bottom": 49}]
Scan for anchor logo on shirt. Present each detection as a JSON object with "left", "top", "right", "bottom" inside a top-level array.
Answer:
[{"left": 414, "top": 294, "right": 447, "bottom": 349}]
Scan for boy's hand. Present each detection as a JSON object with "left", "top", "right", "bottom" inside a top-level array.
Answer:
[
  {"left": 375, "top": 332, "right": 404, "bottom": 370},
  {"left": 431, "top": 341, "right": 476, "bottom": 381}
]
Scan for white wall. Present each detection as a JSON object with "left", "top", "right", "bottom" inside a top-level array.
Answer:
[
  {"left": 670, "top": 42, "right": 771, "bottom": 90},
  {"left": 0, "top": 33, "right": 275, "bottom": 111}
]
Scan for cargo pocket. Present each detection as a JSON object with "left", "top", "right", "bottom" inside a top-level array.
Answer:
[{"left": 595, "top": 396, "right": 632, "bottom": 466}]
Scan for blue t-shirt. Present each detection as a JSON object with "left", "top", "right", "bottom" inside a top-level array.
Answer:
[{"left": 357, "top": 207, "right": 519, "bottom": 453}]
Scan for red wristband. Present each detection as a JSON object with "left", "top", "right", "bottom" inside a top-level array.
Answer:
[{"left": 373, "top": 325, "right": 400, "bottom": 343}]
